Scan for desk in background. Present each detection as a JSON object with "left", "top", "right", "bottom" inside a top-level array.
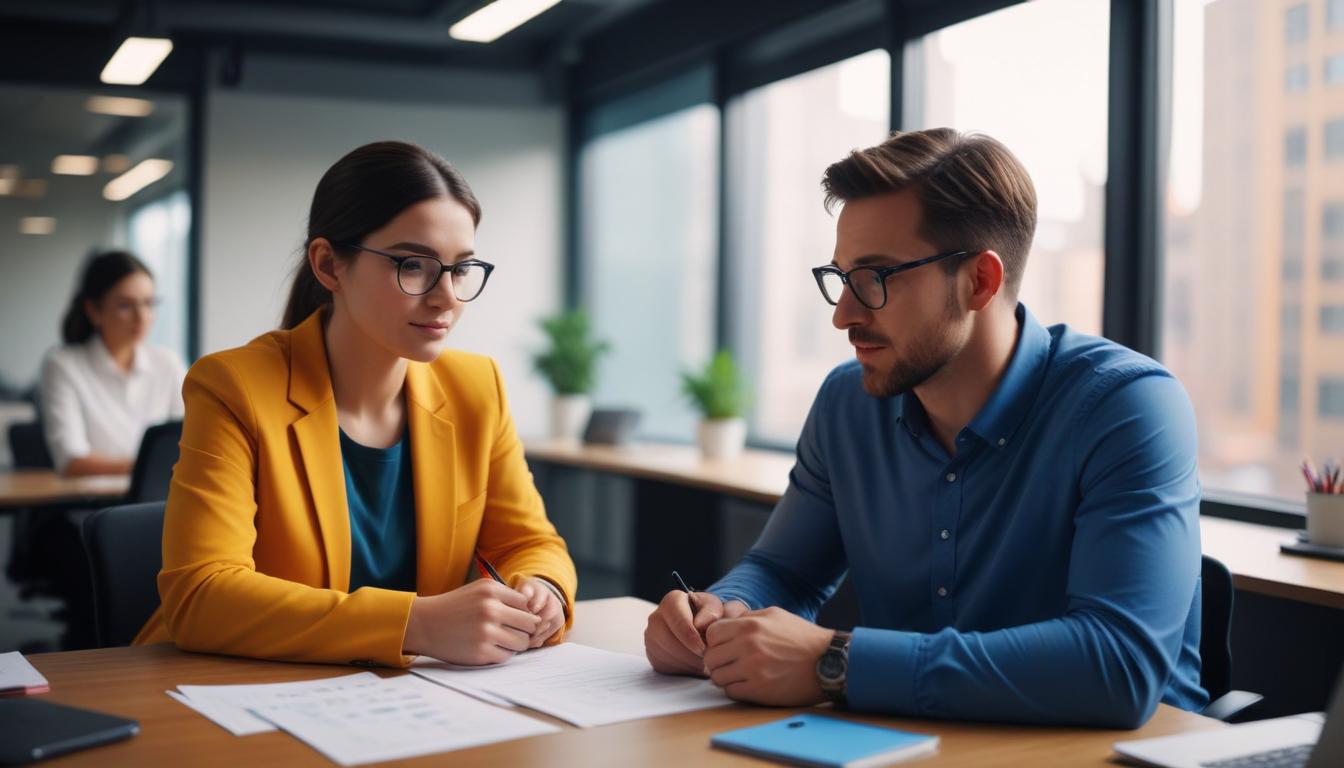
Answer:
[
  {"left": 0, "top": 470, "right": 130, "bottom": 512},
  {"left": 525, "top": 440, "right": 1344, "bottom": 718},
  {"left": 28, "top": 597, "right": 1221, "bottom": 767}
]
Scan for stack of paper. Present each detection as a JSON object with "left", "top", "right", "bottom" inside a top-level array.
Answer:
[
  {"left": 412, "top": 643, "right": 731, "bottom": 728},
  {"left": 167, "top": 672, "right": 558, "bottom": 765},
  {"left": 0, "top": 651, "right": 49, "bottom": 695}
]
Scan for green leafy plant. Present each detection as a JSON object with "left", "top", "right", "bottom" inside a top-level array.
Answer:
[
  {"left": 532, "top": 310, "right": 610, "bottom": 395},
  {"left": 681, "top": 350, "right": 750, "bottom": 420}
]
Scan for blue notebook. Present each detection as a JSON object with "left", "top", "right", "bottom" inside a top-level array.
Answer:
[{"left": 711, "top": 714, "right": 939, "bottom": 768}]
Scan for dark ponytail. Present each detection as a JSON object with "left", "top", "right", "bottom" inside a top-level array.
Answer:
[
  {"left": 60, "top": 251, "right": 152, "bottom": 344},
  {"left": 281, "top": 141, "right": 482, "bottom": 330}
]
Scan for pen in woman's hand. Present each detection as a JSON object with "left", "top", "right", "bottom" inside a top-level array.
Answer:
[{"left": 476, "top": 552, "right": 506, "bottom": 584}]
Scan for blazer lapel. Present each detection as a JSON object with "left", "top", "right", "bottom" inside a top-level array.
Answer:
[
  {"left": 286, "top": 310, "right": 351, "bottom": 592},
  {"left": 405, "top": 361, "right": 457, "bottom": 595}
]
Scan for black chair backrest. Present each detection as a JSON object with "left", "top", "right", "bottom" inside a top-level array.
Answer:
[
  {"left": 81, "top": 501, "right": 165, "bottom": 647},
  {"left": 125, "top": 420, "right": 182, "bottom": 504},
  {"left": 7, "top": 420, "right": 54, "bottom": 469},
  {"left": 1200, "top": 554, "right": 1235, "bottom": 701}
]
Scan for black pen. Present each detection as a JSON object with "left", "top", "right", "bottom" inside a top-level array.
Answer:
[
  {"left": 476, "top": 551, "right": 506, "bottom": 584},
  {"left": 672, "top": 570, "right": 701, "bottom": 610},
  {"left": 672, "top": 570, "right": 693, "bottom": 593}
]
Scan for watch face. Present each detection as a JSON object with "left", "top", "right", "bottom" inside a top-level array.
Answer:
[{"left": 818, "top": 652, "right": 846, "bottom": 681}]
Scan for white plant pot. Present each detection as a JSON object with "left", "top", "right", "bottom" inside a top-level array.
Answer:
[
  {"left": 550, "top": 395, "right": 591, "bottom": 443},
  {"left": 697, "top": 417, "right": 746, "bottom": 460}
]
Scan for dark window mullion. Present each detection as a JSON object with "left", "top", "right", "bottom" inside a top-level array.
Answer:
[{"left": 1103, "top": 0, "right": 1172, "bottom": 357}]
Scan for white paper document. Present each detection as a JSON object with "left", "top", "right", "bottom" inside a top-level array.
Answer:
[
  {"left": 248, "top": 674, "right": 558, "bottom": 766},
  {"left": 166, "top": 689, "right": 274, "bottom": 736},
  {"left": 174, "top": 673, "right": 380, "bottom": 736},
  {"left": 172, "top": 672, "right": 557, "bottom": 765},
  {"left": 412, "top": 642, "right": 731, "bottom": 728},
  {"left": 0, "top": 651, "right": 50, "bottom": 695}
]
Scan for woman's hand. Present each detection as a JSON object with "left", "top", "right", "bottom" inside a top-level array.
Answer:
[
  {"left": 512, "top": 576, "right": 567, "bottom": 648},
  {"left": 402, "top": 579, "right": 540, "bottom": 665}
]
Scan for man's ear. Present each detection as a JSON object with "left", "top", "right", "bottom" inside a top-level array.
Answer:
[
  {"left": 308, "top": 237, "right": 342, "bottom": 293},
  {"left": 965, "top": 250, "right": 1005, "bottom": 311}
]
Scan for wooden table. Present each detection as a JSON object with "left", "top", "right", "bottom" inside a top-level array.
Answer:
[
  {"left": 0, "top": 469, "right": 130, "bottom": 511},
  {"left": 28, "top": 597, "right": 1219, "bottom": 767},
  {"left": 1200, "top": 516, "right": 1344, "bottom": 610},
  {"left": 525, "top": 440, "right": 1344, "bottom": 611},
  {"left": 525, "top": 440, "right": 794, "bottom": 505}
]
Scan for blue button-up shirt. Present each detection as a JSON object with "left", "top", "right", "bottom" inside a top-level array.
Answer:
[{"left": 709, "top": 304, "right": 1206, "bottom": 728}]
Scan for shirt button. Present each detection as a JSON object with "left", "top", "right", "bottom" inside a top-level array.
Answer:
[
  {"left": 945, "top": 473, "right": 957, "bottom": 482},
  {"left": 937, "top": 587, "right": 949, "bottom": 597},
  {"left": 940, "top": 529, "right": 950, "bottom": 540},
  {"left": 997, "top": 438, "right": 1006, "bottom": 446}
]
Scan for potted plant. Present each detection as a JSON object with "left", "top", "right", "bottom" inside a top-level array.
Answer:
[
  {"left": 532, "top": 310, "right": 609, "bottom": 442},
  {"left": 681, "top": 350, "right": 750, "bottom": 460}
]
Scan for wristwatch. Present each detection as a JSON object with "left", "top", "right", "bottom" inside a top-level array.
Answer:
[{"left": 815, "top": 630, "right": 852, "bottom": 706}]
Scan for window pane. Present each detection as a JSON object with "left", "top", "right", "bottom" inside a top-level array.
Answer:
[
  {"left": 1162, "top": 0, "right": 1341, "bottom": 500},
  {"left": 1285, "top": 126, "right": 1308, "bottom": 166},
  {"left": 1327, "top": 119, "right": 1344, "bottom": 159},
  {"left": 580, "top": 105, "right": 719, "bottom": 439},
  {"left": 1322, "top": 305, "right": 1344, "bottom": 333},
  {"left": 1320, "top": 379, "right": 1344, "bottom": 418},
  {"left": 1286, "top": 63, "right": 1310, "bottom": 92},
  {"left": 128, "top": 189, "right": 191, "bottom": 362},
  {"left": 1285, "top": 3, "right": 1309, "bottom": 44},
  {"left": 903, "top": 0, "right": 1109, "bottom": 335},
  {"left": 1328, "top": 54, "right": 1344, "bottom": 85},
  {"left": 726, "top": 50, "right": 890, "bottom": 445}
]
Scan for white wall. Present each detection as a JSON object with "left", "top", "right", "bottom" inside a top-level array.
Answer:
[
  {"left": 201, "top": 86, "right": 564, "bottom": 436},
  {"left": 0, "top": 178, "right": 124, "bottom": 391}
]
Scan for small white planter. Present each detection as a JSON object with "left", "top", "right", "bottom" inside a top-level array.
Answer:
[
  {"left": 697, "top": 417, "right": 746, "bottom": 460},
  {"left": 550, "top": 394, "right": 591, "bottom": 443},
  {"left": 1307, "top": 492, "right": 1344, "bottom": 548}
]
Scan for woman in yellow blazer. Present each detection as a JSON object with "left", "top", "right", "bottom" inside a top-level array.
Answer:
[{"left": 136, "top": 141, "right": 577, "bottom": 667}]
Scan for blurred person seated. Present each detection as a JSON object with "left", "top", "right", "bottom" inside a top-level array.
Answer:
[{"left": 40, "top": 251, "right": 185, "bottom": 477}]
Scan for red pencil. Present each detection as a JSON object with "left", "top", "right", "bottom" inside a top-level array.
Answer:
[{"left": 1303, "top": 461, "right": 1319, "bottom": 493}]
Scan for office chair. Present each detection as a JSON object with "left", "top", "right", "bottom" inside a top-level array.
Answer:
[
  {"left": 80, "top": 501, "right": 165, "bottom": 648},
  {"left": 5, "top": 420, "right": 57, "bottom": 598},
  {"left": 7, "top": 419, "right": 53, "bottom": 470},
  {"left": 1200, "top": 553, "right": 1264, "bottom": 721},
  {"left": 124, "top": 420, "right": 182, "bottom": 504}
]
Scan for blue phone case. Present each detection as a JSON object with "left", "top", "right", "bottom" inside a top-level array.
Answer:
[{"left": 711, "top": 713, "right": 938, "bottom": 768}]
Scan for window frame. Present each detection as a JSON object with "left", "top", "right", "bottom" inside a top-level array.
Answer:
[{"left": 566, "top": 0, "right": 1303, "bottom": 528}]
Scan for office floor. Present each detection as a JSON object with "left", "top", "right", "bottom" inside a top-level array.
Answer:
[{"left": 0, "top": 514, "right": 65, "bottom": 653}]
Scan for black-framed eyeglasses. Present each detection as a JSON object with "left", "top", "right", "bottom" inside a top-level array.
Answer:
[
  {"left": 338, "top": 243, "right": 495, "bottom": 301},
  {"left": 811, "top": 250, "right": 969, "bottom": 310}
]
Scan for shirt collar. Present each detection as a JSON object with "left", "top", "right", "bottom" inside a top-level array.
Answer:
[
  {"left": 895, "top": 302, "right": 1051, "bottom": 447},
  {"left": 89, "top": 334, "right": 149, "bottom": 377},
  {"left": 897, "top": 385, "right": 928, "bottom": 436},
  {"left": 964, "top": 302, "right": 1051, "bottom": 448}
]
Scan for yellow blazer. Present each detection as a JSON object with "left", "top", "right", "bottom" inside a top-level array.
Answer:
[{"left": 135, "top": 309, "right": 577, "bottom": 666}]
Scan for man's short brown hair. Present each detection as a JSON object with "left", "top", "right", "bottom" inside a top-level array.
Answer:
[{"left": 822, "top": 128, "right": 1037, "bottom": 295}]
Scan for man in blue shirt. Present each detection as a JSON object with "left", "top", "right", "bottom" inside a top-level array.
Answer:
[{"left": 643, "top": 128, "right": 1205, "bottom": 728}]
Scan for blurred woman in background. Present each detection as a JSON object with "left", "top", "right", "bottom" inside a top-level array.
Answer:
[{"left": 41, "top": 251, "right": 185, "bottom": 477}]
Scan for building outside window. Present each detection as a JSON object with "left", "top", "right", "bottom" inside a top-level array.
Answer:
[{"left": 1163, "top": 0, "right": 1344, "bottom": 500}]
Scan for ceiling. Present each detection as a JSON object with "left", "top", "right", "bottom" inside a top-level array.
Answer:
[
  {"left": 0, "top": 83, "right": 186, "bottom": 223},
  {"left": 0, "top": 0, "right": 660, "bottom": 87},
  {"left": 0, "top": 0, "right": 657, "bottom": 218}
]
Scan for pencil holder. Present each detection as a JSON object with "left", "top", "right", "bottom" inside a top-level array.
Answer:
[{"left": 1305, "top": 492, "right": 1344, "bottom": 549}]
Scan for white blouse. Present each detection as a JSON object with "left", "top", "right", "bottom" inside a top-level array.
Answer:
[{"left": 39, "top": 337, "right": 186, "bottom": 472}]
